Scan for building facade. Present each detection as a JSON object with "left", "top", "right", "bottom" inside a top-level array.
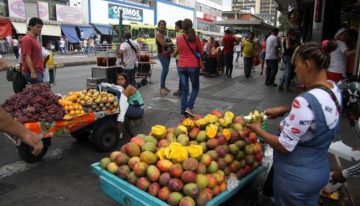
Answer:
[
  {"left": 195, "top": 0, "right": 224, "bottom": 37},
  {"left": 231, "top": 0, "right": 278, "bottom": 26}
]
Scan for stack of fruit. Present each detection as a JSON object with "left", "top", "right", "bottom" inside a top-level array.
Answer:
[
  {"left": 59, "top": 92, "right": 86, "bottom": 120},
  {"left": 98, "top": 110, "right": 264, "bottom": 206},
  {"left": 59, "top": 89, "right": 119, "bottom": 119}
]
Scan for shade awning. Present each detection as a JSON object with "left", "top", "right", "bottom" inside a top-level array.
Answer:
[
  {"left": 0, "top": 19, "right": 13, "bottom": 38},
  {"left": 92, "top": 24, "right": 112, "bottom": 35},
  {"left": 42, "top": 24, "right": 61, "bottom": 37},
  {"left": 12, "top": 22, "right": 27, "bottom": 34},
  {"left": 61, "top": 25, "right": 80, "bottom": 44},
  {"left": 78, "top": 26, "right": 97, "bottom": 39}
]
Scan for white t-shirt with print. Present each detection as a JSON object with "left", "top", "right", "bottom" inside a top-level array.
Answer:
[
  {"left": 278, "top": 82, "right": 341, "bottom": 152},
  {"left": 265, "top": 34, "right": 279, "bottom": 60},
  {"left": 120, "top": 39, "right": 139, "bottom": 70},
  {"left": 59, "top": 39, "right": 65, "bottom": 48},
  {"left": 328, "top": 40, "right": 348, "bottom": 76}
]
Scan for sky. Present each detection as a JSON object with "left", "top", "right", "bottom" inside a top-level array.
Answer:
[{"left": 223, "top": 0, "right": 232, "bottom": 11}]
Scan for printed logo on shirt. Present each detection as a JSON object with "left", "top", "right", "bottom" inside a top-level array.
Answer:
[
  {"left": 282, "top": 133, "right": 294, "bottom": 141},
  {"left": 291, "top": 127, "right": 301, "bottom": 134},
  {"left": 299, "top": 120, "right": 312, "bottom": 126},
  {"left": 292, "top": 99, "right": 301, "bottom": 108},
  {"left": 325, "top": 105, "right": 333, "bottom": 113},
  {"left": 289, "top": 114, "right": 295, "bottom": 121}
]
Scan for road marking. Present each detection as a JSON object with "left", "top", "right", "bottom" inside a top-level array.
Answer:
[{"left": 0, "top": 148, "right": 63, "bottom": 179}]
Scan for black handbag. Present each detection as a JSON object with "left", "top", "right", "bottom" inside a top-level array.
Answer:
[
  {"left": 13, "top": 71, "right": 27, "bottom": 93},
  {"left": 6, "top": 67, "right": 16, "bottom": 81}
]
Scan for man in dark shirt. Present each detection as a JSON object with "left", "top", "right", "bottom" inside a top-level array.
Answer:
[{"left": 222, "top": 29, "right": 236, "bottom": 78}]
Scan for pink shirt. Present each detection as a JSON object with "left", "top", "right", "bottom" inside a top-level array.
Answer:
[{"left": 176, "top": 34, "right": 203, "bottom": 68}]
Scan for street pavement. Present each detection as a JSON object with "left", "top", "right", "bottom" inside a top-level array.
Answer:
[{"left": 0, "top": 55, "right": 359, "bottom": 205}]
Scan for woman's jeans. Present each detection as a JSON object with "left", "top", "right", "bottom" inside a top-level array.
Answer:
[
  {"left": 179, "top": 68, "right": 200, "bottom": 113},
  {"left": 280, "top": 55, "right": 294, "bottom": 88},
  {"left": 158, "top": 54, "right": 171, "bottom": 89}
]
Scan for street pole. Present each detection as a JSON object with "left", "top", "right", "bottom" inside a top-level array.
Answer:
[{"left": 118, "top": 9, "right": 123, "bottom": 43}]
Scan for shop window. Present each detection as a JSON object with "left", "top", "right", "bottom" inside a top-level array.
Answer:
[
  {"left": 0, "top": 0, "right": 8, "bottom": 17},
  {"left": 49, "top": 0, "right": 69, "bottom": 21}
]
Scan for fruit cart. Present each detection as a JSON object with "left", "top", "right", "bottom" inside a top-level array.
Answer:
[
  {"left": 5, "top": 109, "right": 120, "bottom": 163},
  {"left": 92, "top": 163, "right": 267, "bottom": 206}
]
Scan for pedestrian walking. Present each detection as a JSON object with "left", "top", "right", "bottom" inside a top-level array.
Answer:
[
  {"left": 172, "top": 20, "right": 184, "bottom": 97},
  {"left": 59, "top": 38, "right": 65, "bottom": 54},
  {"left": 12, "top": 37, "right": 19, "bottom": 59},
  {"left": 234, "top": 39, "right": 241, "bottom": 63},
  {"left": 241, "top": 32, "right": 256, "bottom": 78},
  {"left": 176, "top": 19, "right": 202, "bottom": 117},
  {"left": 119, "top": 32, "right": 139, "bottom": 87},
  {"left": 265, "top": 28, "right": 280, "bottom": 86},
  {"left": 279, "top": 29, "right": 299, "bottom": 91},
  {"left": 260, "top": 35, "right": 268, "bottom": 75},
  {"left": 222, "top": 29, "right": 236, "bottom": 78},
  {"left": 156, "top": 20, "right": 173, "bottom": 96},
  {"left": 327, "top": 28, "right": 356, "bottom": 82},
  {"left": 21, "top": 17, "right": 44, "bottom": 84}
]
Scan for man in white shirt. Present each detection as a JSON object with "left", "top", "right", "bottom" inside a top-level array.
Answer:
[
  {"left": 265, "top": 28, "right": 280, "bottom": 86},
  {"left": 59, "top": 38, "right": 65, "bottom": 54},
  {"left": 119, "top": 32, "right": 139, "bottom": 86},
  {"left": 12, "top": 38, "right": 19, "bottom": 59}
]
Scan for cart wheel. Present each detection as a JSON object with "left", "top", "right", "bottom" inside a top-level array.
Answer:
[
  {"left": 71, "top": 128, "right": 90, "bottom": 143},
  {"left": 18, "top": 139, "right": 50, "bottom": 163},
  {"left": 93, "top": 121, "right": 119, "bottom": 152}
]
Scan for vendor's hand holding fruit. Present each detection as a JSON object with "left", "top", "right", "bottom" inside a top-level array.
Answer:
[
  {"left": 22, "top": 132, "right": 44, "bottom": 156},
  {"left": 264, "top": 105, "right": 290, "bottom": 119}
]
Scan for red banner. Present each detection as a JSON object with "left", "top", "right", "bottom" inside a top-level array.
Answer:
[
  {"left": 203, "top": 13, "right": 216, "bottom": 22},
  {"left": 0, "top": 18, "right": 13, "bottom": 38}
]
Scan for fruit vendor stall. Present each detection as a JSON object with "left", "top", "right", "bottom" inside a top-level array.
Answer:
[
  {"left": 93, "top": 110, "right": 269, "bottom": 206},
  {"left": 2, "top": 84, "right": 121, "bottom": 163}
]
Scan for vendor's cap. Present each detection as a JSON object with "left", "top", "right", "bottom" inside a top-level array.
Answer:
[{"left": 334, "top": 28, "right": 346, "bottom": 39}]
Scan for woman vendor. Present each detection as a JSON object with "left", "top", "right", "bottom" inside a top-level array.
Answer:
[{"left": 247, "top": 42, "right": 341, "bottom": 205}]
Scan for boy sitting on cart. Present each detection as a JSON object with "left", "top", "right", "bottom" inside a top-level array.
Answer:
[{"left": 99, "top": 73, "right": 144, "bottom": 137}]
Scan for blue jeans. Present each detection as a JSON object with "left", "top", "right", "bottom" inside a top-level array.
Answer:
[
  {"left": 280, "top": 55, "right": 294, "bottom": 88},
  {"left": 179, "top": 68, "right": 200, "bottom": 113},
  {"left": 265, "top": 59, "right": 279, "bottom": 84},
  {"left": 23, "top": 70, "right": 44, "bottom": 84},
  {"left": 158, "top": 54, "right": 171, "bottom": 89},
  {"left": 243, "top": 57, "right": 253, "bottom": 78}
]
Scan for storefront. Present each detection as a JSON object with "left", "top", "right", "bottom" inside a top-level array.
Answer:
[
  {"left": 196, "top": 12, "right": 223, "bottom": 38},
  {"left": 155, "top": 0, "right": 195, "bottom": 27},
  {"left": 89, "top": 0, "right": 154, "bottom": 26}
]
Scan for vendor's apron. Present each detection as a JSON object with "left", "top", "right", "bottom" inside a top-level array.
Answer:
[{"left": 273, "top": 92, "right": 339, "bottom": 206}]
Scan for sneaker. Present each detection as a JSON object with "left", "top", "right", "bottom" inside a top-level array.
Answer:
[
  {"left": 164, "top": 87, "right": 171, "bottom": 93},
  {"left": 271, "top": 82, "right": 278, "bottom": 87},
  {"left": 173, "top": 90, "right": 181, "bottom": 96},
  {"left": 185, "top": 108, "right": 195, "bottom": 118},
  {"left": 160, "top": 89, "right": 169, "bottom": 96}
]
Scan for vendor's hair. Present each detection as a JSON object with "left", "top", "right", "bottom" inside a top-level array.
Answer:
[
  {"left": 175, "top": 20, "right": 183, "bottom": 29},
  {"left": 182, "top": 19, "right": 195, "bottom": 42},
  {"left": 293, "top": 41, "right": 337, "bottom": 70},
  {"left": 116, "top": 73, "right": 129, "bottom": 88}
]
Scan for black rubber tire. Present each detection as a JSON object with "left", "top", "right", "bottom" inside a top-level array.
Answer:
[
  {"left": 92, "top": 121, "right": 120, "bottom": 152},
  {"left": 18, "top": 139, "right": 50, "bottom": 163},
  {"left": 71, "top": 128, "right": 90, "bottom": 143}
]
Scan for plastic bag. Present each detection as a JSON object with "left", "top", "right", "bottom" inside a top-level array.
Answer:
[{"left": 6, "top": 67, "right": 16, "bottom": 81}]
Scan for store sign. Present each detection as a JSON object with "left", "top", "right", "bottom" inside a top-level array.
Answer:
[
  {"left": 204, "top": 13, "right": 216, "bottom": 21},
  {"left": 8, "top": 0, "right": 49, "bottom": 20},
  {"left": 56, "top": 4, "right": 83, "bottom": 24},
  {"left": 108, "top": 3, "right": 144, "bottom": 22}
]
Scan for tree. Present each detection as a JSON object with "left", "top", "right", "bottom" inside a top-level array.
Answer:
[{"left": 278, "top": 14, "right": 292, "bottom": 34}]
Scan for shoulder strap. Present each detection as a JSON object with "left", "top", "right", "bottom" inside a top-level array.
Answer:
[
  {"left": 127, "top": 40, "right": 137, "bottom": 54},
  {"left": 310, "top": 84, "right": 342, "bottom": 113},
  {"left": 183, "top": 34, "right": 198, "bottom": 59}
]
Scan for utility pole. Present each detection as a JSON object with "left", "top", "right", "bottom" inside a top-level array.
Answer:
[{"left": 118, "top": 9, "right": 123, "bottom": 43}]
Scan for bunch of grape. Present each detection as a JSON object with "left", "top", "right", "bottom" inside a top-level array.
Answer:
[{"left": 2, "top": 84, "right": 66, "bottom": 123}]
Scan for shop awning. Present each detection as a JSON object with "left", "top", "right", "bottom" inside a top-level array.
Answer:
[
  {"left": 61, "top": 25, "right": 80, "bottom": 44},
  {"left": 92, "top": 24, "right": 112, "bottom": 35},
  {"left": 42, "top": 24, "right": 61, "bottom": 37},
  {"left": 0, "top": 19, "right": 13, "bottom": 38},
  {"left": 12, "top": 22, "right": 27, "bottom": 34},
  {"left": 77, "top": 25, "right": 97, "bottom": 39}
]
